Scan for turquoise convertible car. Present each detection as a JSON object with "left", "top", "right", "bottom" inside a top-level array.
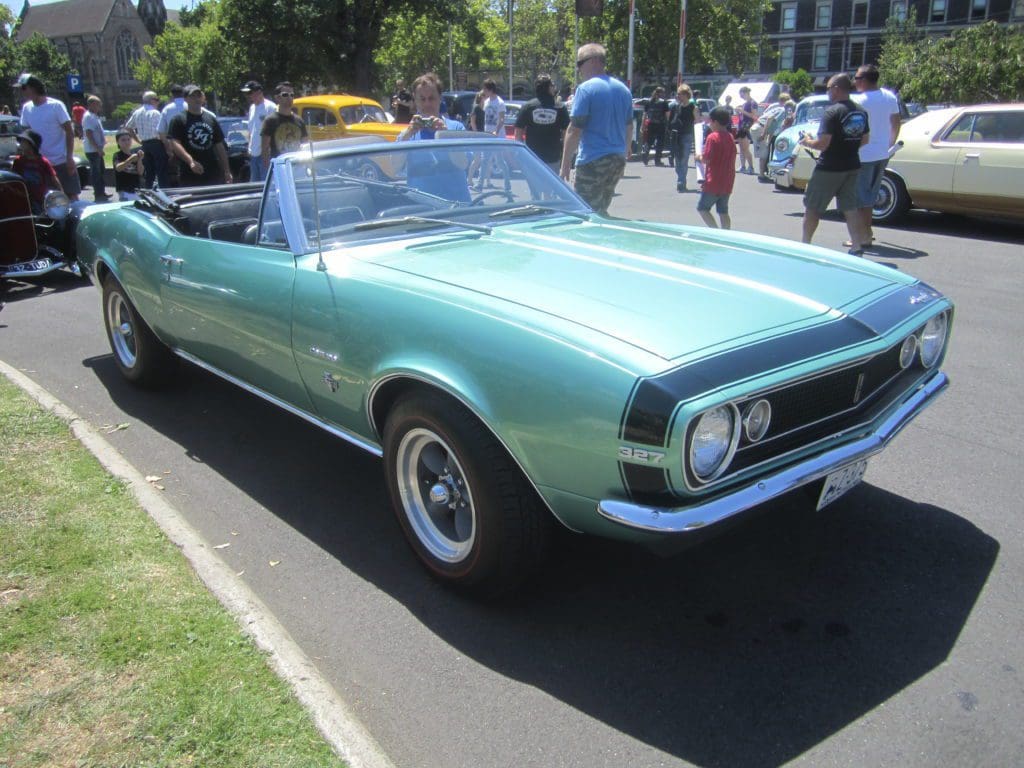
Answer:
[{"left": 73, "top": 136, "right": 952, "bottom": 595}]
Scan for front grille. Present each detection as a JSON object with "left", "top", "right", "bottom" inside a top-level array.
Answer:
[{"left": 726, "top": 341, "right": 918, "bottom": 476}]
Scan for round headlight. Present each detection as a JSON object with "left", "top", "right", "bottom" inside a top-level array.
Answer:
[
  {"left": 775, "top": 137, "right": 790, "bottom": 154},
  {"left": 919, "top": 312, "right": 948, "bottom": 368},
  {"left": 742, "top": 399, "right": 772, "bottom": 443},
  {"left": 898, "top": 334, "right": 918, "bottom": 369},
  {"left": 43, "top": 190, "right": 70, "bottom": 220},
  {"left": 688, "top": 405, "right": 738, "bottom": 482}
]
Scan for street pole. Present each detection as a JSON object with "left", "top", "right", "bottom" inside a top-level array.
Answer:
[
  {"left": 508, "top": 0, "right": 514, "bottom": 97},
  {"left": 677, "top": 0, "right": 687, "bottom": 86},
  {"left": 448, "top": 23, "right": 454, "bottom": 91},
  {"left": 627, "top": 0, "right": 636, "bottom": 91}
]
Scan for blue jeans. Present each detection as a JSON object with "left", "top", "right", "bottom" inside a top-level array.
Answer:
[
  {"left": 249, "top": 155, "right": 267, "bottom": 183},
  {"left": 673, "top": 133, "right": 693, "bottom": 186},
  {"left": 86, "top": 151, "right": 107, "bottom": 197}
]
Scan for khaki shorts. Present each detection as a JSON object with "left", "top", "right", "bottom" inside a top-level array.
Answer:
[
  {"left": 804, "top": 168, "right": 860, "bottom": 213},
  {"left": 574, "top": 153, "right": 626, "bottom": 215}
]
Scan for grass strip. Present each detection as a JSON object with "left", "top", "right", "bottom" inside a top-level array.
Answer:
[{"left": 0, "top": 376, "right": 346, "bottom": 768}]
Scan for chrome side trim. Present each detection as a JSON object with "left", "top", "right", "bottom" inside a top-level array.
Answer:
[
  {"left": 174, "top": 350, "right": 383, "bottom": 457},
  {"left": 598, "top": 372, "right": 948, "bottom": 534}
]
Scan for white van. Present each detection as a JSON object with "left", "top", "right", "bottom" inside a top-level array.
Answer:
[{"left": 718, "top": 81, "right": 780, "bottom": 109}]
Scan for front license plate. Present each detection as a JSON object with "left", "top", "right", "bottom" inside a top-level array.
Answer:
[{"left": 816, "top": 459, "right": 868, "bottom": 511}]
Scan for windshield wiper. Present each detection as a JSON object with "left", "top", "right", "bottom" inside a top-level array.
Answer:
[
  {"left": 489, "top": 205, "right": 590, "bottom": 221},
  {"left": 353, "top": 215, "right": 492, "bottom": 235}
]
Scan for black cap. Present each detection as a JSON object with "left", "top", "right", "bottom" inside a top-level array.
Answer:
[
  {"left": 17, "top": 129, "right": 43, "bottom": 154},
  {"left": 183, "top": 84, "right": 204, "bottom": 97},
  {"left": 15, "top": 72, "right": 45, "bottom": 92},
  {"left": 240, "top": 80, "right": 262, "bottom": 93}
]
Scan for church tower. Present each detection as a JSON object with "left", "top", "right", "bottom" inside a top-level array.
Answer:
[{"left": 137, "top": 0, "right": 167, "bottom": 38}]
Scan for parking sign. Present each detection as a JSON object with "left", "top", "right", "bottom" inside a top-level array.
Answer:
[{"left": 67, "top": 74, "right": 83, "bottom": 94}]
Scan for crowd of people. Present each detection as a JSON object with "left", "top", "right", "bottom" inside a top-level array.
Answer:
[{"left": 8, "top": 52, "right": 900, "bottom": 253}]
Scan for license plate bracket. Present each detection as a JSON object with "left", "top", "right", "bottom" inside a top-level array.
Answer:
[{"left": 816, "top": 459, "right": 868, "bottom": 511}]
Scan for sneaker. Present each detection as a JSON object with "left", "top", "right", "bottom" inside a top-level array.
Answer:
[
  {"left": 843, "top": 238, "right": 875, "bottom": 247},
  {"left": 677, "top": 183, "right": 686, "bottom": 193},
  {"left": 847, "top": 247, "right": 865, "bottom": 257}
]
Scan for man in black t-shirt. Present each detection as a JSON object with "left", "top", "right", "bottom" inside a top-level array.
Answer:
[
  {"left": 638, "top": 87, "right": 671, "bottom": 165},
  {"left": 261, "top": 82, "right": 308, "bottom": 168},
  {"left": 799, "top": 73, "right": 870, "bottom": 254},
  {"left": 513, "top": 74, "right": 570, "bottom": 171},
  {"left": 167, "top": 85, "right": 232, "bottom": 187}
]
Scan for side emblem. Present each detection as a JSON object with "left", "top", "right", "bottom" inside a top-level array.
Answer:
[{"left": 619, "top": 446, "right": 666, "bottom": 464}]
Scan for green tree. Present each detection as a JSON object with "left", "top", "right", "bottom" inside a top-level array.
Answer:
[
  {"left": 0, "top": 6, "right": 20, "bottom": 109},
  {"left": 133, "top": 10, "right": 245, "bottom": 113},
  {"left": 112, "top": 101, "right": 138, "bottom": 123},
  {"left": 879, "top": 17, "right": 1024, "bottom": 103},
  {"left": 13, "top": 32, "right": 72, "bottom": 95},
  {"left": 773, "top": 68, "right": 813, "bottom": 100}
]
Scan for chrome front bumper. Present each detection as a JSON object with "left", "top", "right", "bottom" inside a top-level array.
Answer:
[
  {"left": 0, "top": 251, "right": 79, "bottom": 279},
  {"left": 598, "top": 372, "right": 948, "bottom": 534},
  {"left": 769, "top": 163, "right": 793, "bottom": 188}
]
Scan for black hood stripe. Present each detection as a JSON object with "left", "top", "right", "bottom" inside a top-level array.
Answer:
[{"left": 619, "top": 283, "right": 938, "bottom": 447}]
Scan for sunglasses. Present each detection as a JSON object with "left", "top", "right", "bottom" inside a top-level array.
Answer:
[
  {"left": 853, "top": 75, "right": 866, "bottom": 80},
  {"left": 278, "top": 92, "right": 294, "bottom": 97},
  {"left": 576, "top": 55, "right": 597, "bottom": 68}
]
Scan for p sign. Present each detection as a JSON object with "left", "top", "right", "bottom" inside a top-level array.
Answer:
[{"left": 66, "top": 74, "right": 83, "bottom": 94}]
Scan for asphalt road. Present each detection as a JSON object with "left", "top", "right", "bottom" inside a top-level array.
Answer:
[{"left": 2, "top": 165, "right": 1023, "bottom": 768}]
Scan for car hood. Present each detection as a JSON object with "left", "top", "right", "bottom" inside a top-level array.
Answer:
[{"left": 365, "top": 218, "right": 919, "bottom": 362}]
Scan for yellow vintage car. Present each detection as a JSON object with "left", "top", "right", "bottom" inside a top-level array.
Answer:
[
  {"left": 294, "top": 94, "right": 405, "bottom": 144},
  {"left": 791, "top": 103, "right": 1024, "bottom": 224}
]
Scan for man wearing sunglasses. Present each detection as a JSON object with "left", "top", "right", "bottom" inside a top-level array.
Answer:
[
  {"left": 559, "top": 43, "right": 633, "bottom": 215},
  {"left": 260, "top": 82, "right": 308, "bottom": 169}
]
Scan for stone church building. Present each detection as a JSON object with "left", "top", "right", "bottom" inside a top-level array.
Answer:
[{"left": 15, "top": 0, "right": 178, "bottom": 108}]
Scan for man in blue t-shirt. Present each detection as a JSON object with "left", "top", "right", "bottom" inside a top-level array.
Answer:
[{"left": 559, "top": 43, "right": 634, "bottom": 215}]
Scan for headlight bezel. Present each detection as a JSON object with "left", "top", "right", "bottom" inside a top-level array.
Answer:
[
  {"left": 43, "top": 190, "right": 70, "bottom": 221},
  {"left": 685, "top": 403, "right": 741, "bottom": 485},
  {"left": 918, "top": 311, "right": 949, "bottom": 368}
]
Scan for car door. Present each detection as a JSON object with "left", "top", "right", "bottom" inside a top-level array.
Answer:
[
  {"left": 898, "top": 113, "right": 965, "bottom": 210},
  {"left": 158, "top": 181, "right": 312, "bottom": 409},
  {"left": 952, "top": 110, "right": 1024, "bottom": 218},
  {"left": 299, "top": 106, "right": 343, "bottom": 142}
]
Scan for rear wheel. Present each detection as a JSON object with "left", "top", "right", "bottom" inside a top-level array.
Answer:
[
  {"left": 102, "top": 274, "right": 177, "bottom": 387},
  {"left": 872, "top": 172, "right": 910, "bottom": 225},
  {"left": 383, "top": 391, "right": 551, "bottom": 596}
]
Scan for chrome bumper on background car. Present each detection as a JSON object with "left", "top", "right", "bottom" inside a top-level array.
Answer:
[
  {"left": 769, "top": 164, "right": 792, "bottom": 188},
  {"left": 598, "top": 372, "right": 948, "bottom": 533},
  {"left": 0, "top": 252, "right": 79, "bottom": 279}
]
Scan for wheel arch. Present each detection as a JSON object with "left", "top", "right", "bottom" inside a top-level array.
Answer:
[{"left": 367, "top": 372, "right": 574, "bottom": 531}]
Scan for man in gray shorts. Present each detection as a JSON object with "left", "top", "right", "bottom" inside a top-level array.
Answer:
[{"left": 798, "top": 73, "right": 871, "bottom": 255}]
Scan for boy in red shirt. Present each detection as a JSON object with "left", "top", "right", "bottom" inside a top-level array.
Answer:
[
  {"left": 695, "top": 106, "right": 737, "bottom": 229},
  {"left": 12, "top": 130, "right": 63, "bottom": 214}
]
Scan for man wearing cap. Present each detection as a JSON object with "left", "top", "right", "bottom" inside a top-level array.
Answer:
[
  {"left": 12, "top": 129, "right": 63, "bottom": 213},
  {"left": 158, "top": 85, "right": 186, "bottom": 186},
  {"left": 167, "top": 85, "right": 232, "bottom": 187},
  {"left": 126, "top": 90, "right": 167, "bottom": 189},
  {"left": 242, "top": 80, "right": 275, "bottom": 182},
  {"left": 16, "top": 73, "right": 81, "bottom": 201}
]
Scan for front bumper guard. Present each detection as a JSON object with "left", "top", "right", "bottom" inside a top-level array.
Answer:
[
  {"left": 598, "top": 372, "right": 948, "bottom": 534},
  {"left": 0, "top": 249, "right": 80, "bottom": 279}
]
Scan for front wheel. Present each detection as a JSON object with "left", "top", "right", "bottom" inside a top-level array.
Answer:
[
  {"left": 102, "top": 274, "right": 177, "bottom": 387},
  {"left": 383, "top": 391, "right": 551, "bottom": 596},
  {"left": 872, "top": 172, "right": 910, "bottom": 225}
]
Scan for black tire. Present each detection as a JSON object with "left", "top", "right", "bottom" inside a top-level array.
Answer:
[
  {"left": 872, "top": 172, "right": 910, "bottom": 225},
  {"left": 383, "top": 390, "right": 551, "bottom": 596},
  {"left": 101, "top": 274, "right": 177, "bottom": 387}
]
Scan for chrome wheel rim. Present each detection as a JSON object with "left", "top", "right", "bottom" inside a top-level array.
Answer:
[
  {"left": 106, "top": 291, "right": 137, "bottom": 368},
  {"left": 395, "top": 428, "right": 475, "bottom": 563},
  {"left": 873, "top": 176, "right": 896, "bottom": 220}
]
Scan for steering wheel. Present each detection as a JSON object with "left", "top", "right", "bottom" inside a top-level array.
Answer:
[{"left": 471, "top": 189, "right": 515, "bottom": 206}]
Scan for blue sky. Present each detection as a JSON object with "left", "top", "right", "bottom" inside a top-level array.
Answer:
[{"left": 4, "top": 0, "right": 186, "bottom": 17}]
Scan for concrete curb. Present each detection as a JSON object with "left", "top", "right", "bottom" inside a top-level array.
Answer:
[{"left": 0, "top": 360, "right": 395, "bottom": 768}]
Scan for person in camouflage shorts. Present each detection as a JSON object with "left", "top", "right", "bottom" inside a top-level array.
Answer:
[
  {"left": 560, "top": 43, "right": 634, "bottom": 216},
  {"left": 572, "top": 153, "right": 626, "bottom": 215}
]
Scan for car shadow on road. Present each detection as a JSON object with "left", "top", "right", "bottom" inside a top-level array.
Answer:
[
  {"left": 84, "top": 355, "right": 998, "bottom": 768},
  {"left": 783, "top": 208, "right": 1024, "bottom": 248},
  {"left": 0, "top": 270, "right": 88, "bottom": 308}
]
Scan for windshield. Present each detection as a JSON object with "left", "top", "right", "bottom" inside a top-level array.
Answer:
[
  {"left": 795, "top": 100, "right": 828, "bottom": 124},
  {"left": 281, "top": 140, "right": 588, "bottom": 252},
  {"left": 340, "top": 104, "right": 389, "bottom": 125}
]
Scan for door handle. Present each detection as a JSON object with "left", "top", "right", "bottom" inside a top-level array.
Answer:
[
  {"left": 159, "top": 255, "right": 183, "bottom": 266},
  {"left": 963, "top": 153, "right": 981, "bottom": 161}
]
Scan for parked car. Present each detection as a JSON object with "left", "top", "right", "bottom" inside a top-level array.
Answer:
[
  {"left": 503, "top": 101, "right": 523, "bottom": 137},
  {"left": 0, "top": 168, "right": 82, "bottom": 281},
  {"left": 215, "top": 116, "right": 251, "bottom": 183},
  {"left": 293, "top": 94, "right": 404, "bottom": 144},
  {"left": 791, "top": 104, "right": 1024, "bottom": 224},
  {"left": 442, "top": 90, "right": 479, "bottom": 127},
  {"left": 767, "top": 94, "right": 830, "bottom": 188},
  {"left": 72, "top": 136, "right": 953, "bottom": 595}
]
